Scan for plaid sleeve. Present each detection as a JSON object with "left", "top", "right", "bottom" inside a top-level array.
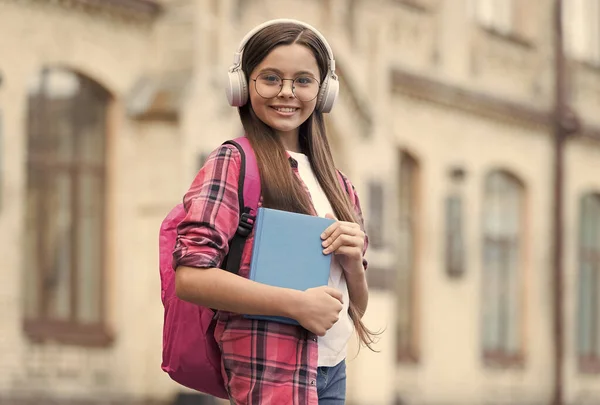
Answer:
[
  {"left": 338, "top": 171, "right": 369, "bottom": 271},
  {"left": 173, "top": 144, "right": 242, "bottom": 269}
]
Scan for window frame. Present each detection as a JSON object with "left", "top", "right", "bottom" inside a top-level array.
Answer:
[
  {"left": 366, "top": 180, "right": 385, "bottom": 250},
  {"left": 470, "top": 0, "right": 537, "bottom": 47},
  {"left": 396, "top": 150, "right": 420, "bottom": 363},
  {"left": 23, "top": 67, "right": 113, "bottom": 347},
  {"left": 445, "top": 194, "right": 466, "bottom": 278},
  {"left": 563, "top": 0, "right": 600, "bottom": 66},
  {"left": 577, "top": 193, "right": 600, "bottom": 374},
  {"left": 0, "top": 108, "right": 3, "bottom": 213},
  {"left": 480, "top": 170, "right": 526, "bottom": 368}
]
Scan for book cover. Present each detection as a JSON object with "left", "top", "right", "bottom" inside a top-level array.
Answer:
[{"left": 245, "top": 207, "right": 335, "bottom": 325}]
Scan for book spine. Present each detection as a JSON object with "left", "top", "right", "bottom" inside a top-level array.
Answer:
[{"left": 248, "top": 209, "right": 263, "bottom": 281}]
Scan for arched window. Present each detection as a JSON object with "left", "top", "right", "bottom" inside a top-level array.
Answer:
[
  {"left": 23, "top": 67, "right": 111, "bottom": 345},
  {"left": 481, "top": 170, "right": 524, "bottom": 365},
  {"left": 577, "top": 192, "right": 600, "bottom": 372}
]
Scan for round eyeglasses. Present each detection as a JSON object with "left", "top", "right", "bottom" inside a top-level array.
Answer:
[{"left": 251, "top": 73, "right": 321, "bottom": 102}]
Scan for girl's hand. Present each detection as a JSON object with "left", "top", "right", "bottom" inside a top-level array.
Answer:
[
  {"left": 293, "top": 286, "right": 344, "bottom": 336},
  {"left": 321, "top": 213, "right": 365, "bottom": 276}
]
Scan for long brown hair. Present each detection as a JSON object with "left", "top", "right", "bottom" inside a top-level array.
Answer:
[{"left": 238, "top": 22, "right": 379, "bottom": 351}]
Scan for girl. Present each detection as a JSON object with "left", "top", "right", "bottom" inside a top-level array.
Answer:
[{"left": 173, "top": 19, "right": 376, "bottom": 405}]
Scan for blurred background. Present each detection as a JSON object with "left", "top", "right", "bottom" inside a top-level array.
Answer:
[{"left": 1, "top": 0, "right": 600, "bottom": 404}]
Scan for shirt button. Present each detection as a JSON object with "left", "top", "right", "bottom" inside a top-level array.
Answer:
[{"left": 310, "top": 380, "right": 316, "bottom": 386}]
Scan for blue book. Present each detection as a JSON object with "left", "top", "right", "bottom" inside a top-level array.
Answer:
[{"left": 245, "top": 207, "right": 335, "bottom": 325}]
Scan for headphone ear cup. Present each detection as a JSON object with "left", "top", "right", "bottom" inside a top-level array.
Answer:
[
  {"left": 316, "top": 74, "right": 339, "bottom": 113},
  {"left": 315, "top": 76, "right": 328, "bottom": 112},
  {"left": 238, "top": 70, "right": 249, "bottom": 106},
  {"left": 226, "top": 68, "right": 249, "bottom": 107}
]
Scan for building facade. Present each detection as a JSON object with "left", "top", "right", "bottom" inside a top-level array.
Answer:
[{"left": 1, "top": 0, "right": 599, "bottom": 404}]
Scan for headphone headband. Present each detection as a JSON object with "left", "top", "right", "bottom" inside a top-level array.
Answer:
[{"left": 230, "top": 18, "right": 336, "bottom": 75}]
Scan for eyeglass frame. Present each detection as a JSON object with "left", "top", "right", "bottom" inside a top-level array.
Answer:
[{"left": 250, "top": 73, "right": 322, "bottom": 102}]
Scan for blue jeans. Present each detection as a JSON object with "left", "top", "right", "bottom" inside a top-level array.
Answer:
[{"left": 317, "top": 360, "right": 346, "bottom": 404}]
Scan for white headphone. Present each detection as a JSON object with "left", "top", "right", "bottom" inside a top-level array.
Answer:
[{"left": 226, "top": 19, "right": 339, "bottom": 113}]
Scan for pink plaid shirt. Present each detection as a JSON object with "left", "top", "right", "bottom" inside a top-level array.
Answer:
[{"left": 173, "top": 143, "right": 368, "bottom": 405}]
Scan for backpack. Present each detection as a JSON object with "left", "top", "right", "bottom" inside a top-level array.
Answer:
[
  {"left": 158, "top": 136, "right": 352, "bottom": 398},
  {"left": 158, "top": 136, "right": 259, "bottom": 399}
]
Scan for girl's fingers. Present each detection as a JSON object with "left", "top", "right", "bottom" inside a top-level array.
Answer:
[
  {"left": 322, "top": 224, "right": 360, "bottom": 248},
  {"left": 323, "top": 235, "right": 362, "bottom": 254}
]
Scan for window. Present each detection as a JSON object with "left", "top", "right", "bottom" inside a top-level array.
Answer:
[
  {"left": 563, "top": 0, "right": 600, "bottom": 65},
  {"left": 481, "top": 170, "right": 524, "bottom": 366},
  {"left": 396, "top": 151, "right": 419, "bottom": 362},
  {"left": 197, "top": 152, "right": 210, "bottom": 171},
  {"left": 367, "top": 180, "right": 385, "bottom": 249},
  {"left": 445, "top": 194, "right": 465, "bottom": 278},
  {"left": 394, "top": 0, "right": 435, "bottom": 12},
  {"left": 23, "top": 67, "right": 112, "bottom": 346},
  {"left": 577, "top": 193, "right": 600, "bottom": 373},
  {"left": 345, "top": 0, "right": 358, "bottom": 46},
  {"left": 0, "top": 108, "right": 3, "bottom": 213},
  {"left": 469, "top": 0, "right": 536, "bottom": 42},
  {"left": 209, "top": 0, "right": 220, "bottom": 63}
]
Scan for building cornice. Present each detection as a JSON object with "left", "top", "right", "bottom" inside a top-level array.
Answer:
[
  {"left": 391, "top": 68, "right": 600, "bottom": 142},
  {"left": 39, "top": 0, "right": 163, "bottom": 20}
]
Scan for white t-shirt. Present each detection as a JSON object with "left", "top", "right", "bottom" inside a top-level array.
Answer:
[{"left": 287, "top": 150, "right": 353, "bottom": 367}]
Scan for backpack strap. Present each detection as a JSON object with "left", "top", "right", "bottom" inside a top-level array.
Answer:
[
  {"left": 221, "top": 137, "right": 261, "bottom": 275},
  {"left": 231, "top": 136, "right": 261, "bottom": 218}
]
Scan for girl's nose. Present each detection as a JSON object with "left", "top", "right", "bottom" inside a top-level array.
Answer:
[{"left": 278, "top": 80, "right": 295, "bottom": 98}]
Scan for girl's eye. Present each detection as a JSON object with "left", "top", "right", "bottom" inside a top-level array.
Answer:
[
  {"left": 260, "top": 74, "right": 281, "bottom": 84},
  {"left": 295, "top": 76, "right": 316, "bottom": 86}
]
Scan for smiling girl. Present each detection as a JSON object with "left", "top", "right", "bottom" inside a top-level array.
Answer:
[{"left": 173, "top": 19, "right": 376, "bottom": 405}]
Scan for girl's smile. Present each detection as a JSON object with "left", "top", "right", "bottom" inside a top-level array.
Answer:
[{"left": 269, "top": 105, "right": 300, "bottom": 116}]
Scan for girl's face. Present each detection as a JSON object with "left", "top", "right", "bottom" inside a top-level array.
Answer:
[{"left": 248, "top": 43, "right": 320, "bottom": 141}]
